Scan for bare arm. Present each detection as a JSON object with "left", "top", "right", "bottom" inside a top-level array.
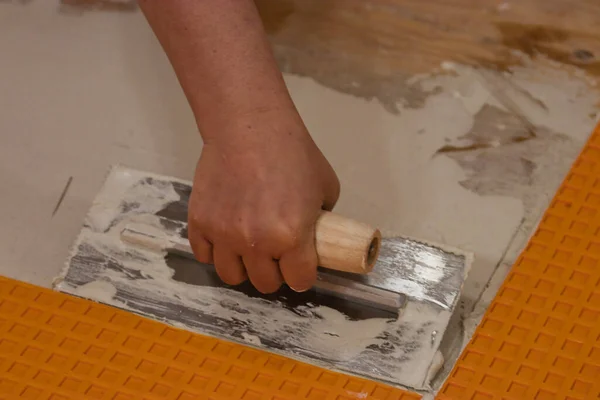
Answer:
[
  {"left": 138, "top": 0, "right": 299, "bottom": 143},
  {"left": 138, "top": 0, "right": 340, "bottom": 294}
]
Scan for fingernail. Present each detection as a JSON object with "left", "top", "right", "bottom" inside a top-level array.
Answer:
[{"left": 289, "top": 285, "right": 310, "bottom": 293}]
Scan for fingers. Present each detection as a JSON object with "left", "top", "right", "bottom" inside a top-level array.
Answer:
[
  {"left": 191, "top": 236, "right": 318, "bottom": 293},
  {"left": 188, "top": 232, "right": 213, "bottom": 264},
  {"left": 242, "top": 254, "right": 283, "bottom": 294},
  {"left": 279, "top": 235, "right": 318, "bottom": 292},
  {"left": 213, "top": 247, "right": 247, "bottom": 285},
  {"left": 188, "top": 204, "right": 320, "bottom": 294}
]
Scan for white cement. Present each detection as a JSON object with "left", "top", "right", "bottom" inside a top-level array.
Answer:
[{"left": 74, "top": 280, "right": 118, "bottom": 303}]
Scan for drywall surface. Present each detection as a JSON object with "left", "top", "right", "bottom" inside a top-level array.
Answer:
[{"left": 0, "top": 0, "right": 599, "bottom": 392}]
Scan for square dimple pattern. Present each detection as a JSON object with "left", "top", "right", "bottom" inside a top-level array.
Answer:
[
  {"left": 0, "top": 278, "right": 420, "bottom": 400},
  {"left": 439, "top": 124, "right": 600, "bottom": 399}
]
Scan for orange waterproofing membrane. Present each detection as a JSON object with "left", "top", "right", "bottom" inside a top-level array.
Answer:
[
  {"left": 0, "top": 277, "right": 420, "bottom": 400},
  {"left": 1, "top": 122, "right": 599, "bottom": 400},
  {"left": 439, "top": 123, "right": 600, "bottom": 399}
]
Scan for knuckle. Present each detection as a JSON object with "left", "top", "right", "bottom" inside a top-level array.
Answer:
[
  {"left": 188, "top": 210, "right": 210, "bottom": 231},
  {"left": 272, "top": 221, "right": 303, "bottom": 250},
  {"left": 238, "top": 222, "right": 257, "bottom": 248},
  {"left": 211, "top": 218, "right": 231, "bottom": 239},
  {"left": 205, "top": 212, "right": 310, "bottom": 255},
  {"left": 194, "top": 214, "right": 232, "bottom": 243}
]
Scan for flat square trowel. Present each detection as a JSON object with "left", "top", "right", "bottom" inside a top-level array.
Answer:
[{"left": 55, "top": 166, "right": 471, "bottom": 390}]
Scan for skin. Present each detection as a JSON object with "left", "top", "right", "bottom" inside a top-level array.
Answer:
[{"left": 138, "top": 0, "right": 340, "bottom": 293}]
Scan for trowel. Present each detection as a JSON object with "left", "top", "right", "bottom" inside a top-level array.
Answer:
[{"left": 55, "top": 166, "right": 472, "bottom": 389}]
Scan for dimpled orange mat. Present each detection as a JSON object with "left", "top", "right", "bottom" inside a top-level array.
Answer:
[
  {"left": 0, "top": 276, "right": 421, "bottom": 400},
  {"left": 439, "top": 123, "right": 600, "bottom": 399}
]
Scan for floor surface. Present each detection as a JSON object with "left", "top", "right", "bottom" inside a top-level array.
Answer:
[{"left": 1, "top": 0, "right": 599, "bottom": 390}]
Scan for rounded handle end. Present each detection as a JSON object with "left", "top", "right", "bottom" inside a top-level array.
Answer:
[
  {"left": 365, "top": 230, "right": 382, "bottom": 272},
  {"left": 315, "top": 211, "right": 382, "bottom": 274}
]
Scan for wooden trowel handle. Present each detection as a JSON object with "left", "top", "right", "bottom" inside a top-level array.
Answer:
[{"left": 315, "top": 211, "right": 381, "bottom": 274}]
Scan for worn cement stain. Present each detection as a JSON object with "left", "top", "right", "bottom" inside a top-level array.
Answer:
[
  {"left": 276, "top": 52, "right": 439, "bottom": 114},
  {"left": 439, "top": 104, "right": 581, "bottom": 215}
]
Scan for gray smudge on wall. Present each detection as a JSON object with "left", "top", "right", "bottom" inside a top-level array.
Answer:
[{"left": 438, "top": 104, "right": 582, "bottom": 217}]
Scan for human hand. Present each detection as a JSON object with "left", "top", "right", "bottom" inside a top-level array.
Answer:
[{"left": 188, "top": 110, "right": 340, "bottom": 294}]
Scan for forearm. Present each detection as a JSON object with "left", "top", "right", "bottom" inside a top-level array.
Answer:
[{"left": 138, "top": 0, "right": 299, "bottom": 144}]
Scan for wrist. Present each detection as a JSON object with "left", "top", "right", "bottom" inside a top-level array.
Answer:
[{"left": 196, "top": 101, "right": 312, "bottom": 149}]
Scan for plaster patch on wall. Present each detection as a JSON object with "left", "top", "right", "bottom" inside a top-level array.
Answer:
[{"left": 439, "top": 104, "right": 582, "bottom": 216}]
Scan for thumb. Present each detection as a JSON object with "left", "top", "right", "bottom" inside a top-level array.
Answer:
[{"left": 278, "top": 230, "right": 318, "bottom": 292}]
